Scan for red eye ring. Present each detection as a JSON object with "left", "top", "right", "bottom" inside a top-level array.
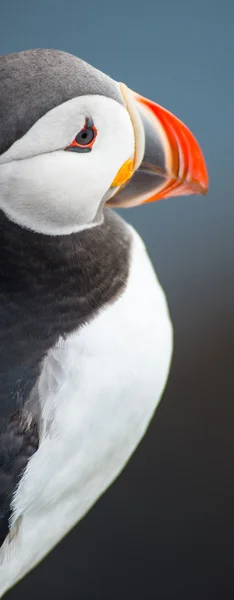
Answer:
[{"left": 65, "top": 118, "right": 97, "bottom": 152}]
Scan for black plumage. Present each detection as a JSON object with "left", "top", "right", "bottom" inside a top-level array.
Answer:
[
  {"left": 0, "top": 208, "right": 131, "bottom": 544},
  {"left": 0, "top": 413, "right": 38, "bottom": 546}
]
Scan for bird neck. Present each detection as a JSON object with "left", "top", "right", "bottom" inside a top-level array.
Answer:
[{"left": 0, "top": 208, "right": 131, "bottom": 415}]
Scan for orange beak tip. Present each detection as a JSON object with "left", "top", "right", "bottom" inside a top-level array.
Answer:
[
  {"left": 200, "top": 184, "right": 209, "bottom": 196},
  {"left": 190, "top": 178, "right": 209, "bottom": 196}
]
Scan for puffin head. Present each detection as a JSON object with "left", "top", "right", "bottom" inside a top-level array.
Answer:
[{"left": 0, "top": 49, "right": 208, "bottom": 235}]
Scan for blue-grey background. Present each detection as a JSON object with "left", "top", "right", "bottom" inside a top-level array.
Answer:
[{"left": 1, "top": 0, "right": 234, "bottom": 598}]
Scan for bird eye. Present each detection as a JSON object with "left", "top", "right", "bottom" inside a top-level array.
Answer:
[
  {"left": 75, "top": 128, "right": 95, "bottom": 146},
  {"left": 65, "top": 117, "right": 97, "bottom": 153}
]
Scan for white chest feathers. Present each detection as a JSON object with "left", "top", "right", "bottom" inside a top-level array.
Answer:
[{"left": 0, "top": 225, "right": 173, "bottom": 596}]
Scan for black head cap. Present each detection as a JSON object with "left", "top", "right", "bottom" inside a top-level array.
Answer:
[{"left": 0, "top": 49, "right": 124, "bottom": 155}]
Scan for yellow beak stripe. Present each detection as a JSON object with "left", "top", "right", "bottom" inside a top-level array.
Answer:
[{"left": 110, "top": 158, "right": 134, "bottom": 188}]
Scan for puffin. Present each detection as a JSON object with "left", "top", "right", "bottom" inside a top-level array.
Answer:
[{"left": 0, "top": 49, "right": 208, "bottom": 596}]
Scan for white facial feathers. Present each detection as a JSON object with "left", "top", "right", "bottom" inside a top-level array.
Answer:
[{"left": 0, "top": 95, "right": 135, "bottom": 234}]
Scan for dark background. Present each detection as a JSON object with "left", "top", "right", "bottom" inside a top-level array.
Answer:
[{"left": 1, "top": 0, "right": 234, "bottom": 598}]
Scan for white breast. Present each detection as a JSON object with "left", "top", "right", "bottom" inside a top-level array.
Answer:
[{"left": 0, "top": 225, "right": 173, "bottom": 596}]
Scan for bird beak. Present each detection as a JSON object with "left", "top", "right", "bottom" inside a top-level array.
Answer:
[{"left": 107, "top": 83, "right": 208, "bottom": 207}]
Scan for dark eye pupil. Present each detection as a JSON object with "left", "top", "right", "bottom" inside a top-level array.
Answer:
[{"left": 75, "top": 127, "right": 94, "bottom": 146}]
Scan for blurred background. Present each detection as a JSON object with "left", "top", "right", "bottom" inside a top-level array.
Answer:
[{"left": 1, "top": 0, "right": 234, "bottom": 598}]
